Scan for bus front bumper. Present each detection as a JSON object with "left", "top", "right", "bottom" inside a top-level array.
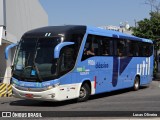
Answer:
[{"left": 12, "top": 85, "right": 62, "bottom": 101}]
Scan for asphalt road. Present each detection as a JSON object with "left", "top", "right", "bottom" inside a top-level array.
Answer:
[{"left": 0, "top": 80, "right": 160, "bottom": 119}]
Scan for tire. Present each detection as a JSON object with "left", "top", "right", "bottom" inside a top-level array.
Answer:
[
  {"left": 77, "top": 83, "right": 91, "bottom": 102},
  {"left": 133, "top": 76, "right": 140, "bottom": 91}
]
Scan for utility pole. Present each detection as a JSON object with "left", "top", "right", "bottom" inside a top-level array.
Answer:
[{"left": 134, "top": 19, "right": 137, "bottom": 27}]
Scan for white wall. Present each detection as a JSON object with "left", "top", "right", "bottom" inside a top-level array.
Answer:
[
  {"left": 5, "top": 0, "right": 48, "bottom": 43},
  {"left": 0, "top": 0, "right": 4, "bottom": 26},
  {"left": 1, "top": 0, "right": 48, "bottom": 84}
]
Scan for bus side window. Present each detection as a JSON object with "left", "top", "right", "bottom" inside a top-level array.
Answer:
[
  {"left": 101, "top": 38, "right": 113, "bottom": 56},
  {"left": 59, "top": 45, "right": 75, "bottom": 74},
  {"left": 138, "top": 43, "right": 144, "bottom": 56},
  {"left": 128, "top": 41, "right": 138, "bottom": 57},
  {"left": 82, "top": 35, "right": 96, "bottom": 61},
  {"left": 116, "top": 39, "right": 127, "bottom": 57},
  {"left": 143, "top": 44, "right": 152, "bottom": 57}
]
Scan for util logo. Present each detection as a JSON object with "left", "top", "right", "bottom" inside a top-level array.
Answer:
[{"left": 137, "top": 57, "right": 150, "bottom": 75}]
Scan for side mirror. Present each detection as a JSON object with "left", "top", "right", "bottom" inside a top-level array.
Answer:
[
  {"left": 54, "top": 42, "right": 74, "bottom": 58},
  {"left": 5, "top": 43, "right": 18, "bottom": 60}
]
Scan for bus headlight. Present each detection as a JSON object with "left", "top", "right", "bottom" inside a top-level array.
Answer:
[
  {"left": 47, "top": 83, "right": 60, "bottom": 90},
  {"left": 47, "top": 86, "right": 53, "bottom": 90}
]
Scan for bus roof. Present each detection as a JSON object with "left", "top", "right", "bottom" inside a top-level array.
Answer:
[
  {"left": 23, "top": 25, "right": 86, "bottom": 37},
  {"left": 22, "top": 25, "right": 153, "bottom": 44}
]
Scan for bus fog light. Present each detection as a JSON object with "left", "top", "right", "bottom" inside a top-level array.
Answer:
[
  {"left": 49, "top": 93, "right": 55, "bottom": 98},
  {"left": 51, "top": 94, "right": 55, "bottom": 98}
]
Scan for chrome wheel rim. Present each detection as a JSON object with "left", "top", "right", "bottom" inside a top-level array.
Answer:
[{"left": 135, "top": 80, "right": 139, "bottom": 89}]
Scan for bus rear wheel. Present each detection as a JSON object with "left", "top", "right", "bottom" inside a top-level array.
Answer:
[
  {"left": 133, "top": 76, "right": 140, "bottom": 91},
  {"left": 77, "top": 83, "right": 90, "bottom": 102}
]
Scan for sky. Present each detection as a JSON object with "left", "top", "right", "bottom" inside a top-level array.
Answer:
[{"left": 39, "top": 0, "right": 152, "bottom": 27}]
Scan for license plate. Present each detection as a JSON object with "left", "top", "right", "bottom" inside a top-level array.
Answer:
[{"left": 25, "top": 94, "right": 33, "bottom": 98}]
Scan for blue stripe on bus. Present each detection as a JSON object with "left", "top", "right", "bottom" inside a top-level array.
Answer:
[
  {"left": 112, "top": 57, "right": 132, "bottom": 87},
  {"left": 119, "top": 57, "right": 132, "bottom": 75},
  {"left": 112, "top": 57, "right": 119, "bottom": 87},
  {"left": 11, "top": 77, "right": 60, "bottom": 88}
]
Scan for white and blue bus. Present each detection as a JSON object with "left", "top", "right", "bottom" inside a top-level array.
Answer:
[{"left": 5, "top": 25, "right": 154, "bottom": 102}]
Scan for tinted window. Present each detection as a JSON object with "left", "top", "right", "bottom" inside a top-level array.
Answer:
[
  {"left": 127, "top": 41, "right": 153, "bottom": 57},
  {"left": 128, "top": 41, "right": 139, "bottom": 56},
  {"left": 143, "top": 43, "right": 153, "bottom": 57},
  {"left": 81, "top": 35, "right": 153, "bottom": 61},
  {"left": 59, "top": 45, "right": 75, "bottom": 75},
  {"left": 136, "top": 42, "right": 153, "bottom": 57},
  {"left": 116, "top": 39, "right": 127, "bottom": 56},
  {"left": 81, "top": 34, "right": 114, "bottom": 61},
  {"left": 82, "top": 35, "right": 99, "bottom": 61},
  {"left": 100, "top": 37, "right": 113, "bottom": 56}
]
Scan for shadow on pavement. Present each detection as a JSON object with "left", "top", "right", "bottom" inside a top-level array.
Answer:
[
  {"left": 153, "top": 78, "right": 160, "bottom": 81},
  {"left": 10, "top": 98, "right": 77, "bottom": 107}
]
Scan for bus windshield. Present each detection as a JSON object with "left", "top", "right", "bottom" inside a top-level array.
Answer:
[{"left": 13, "top": 37, "right": 61, "bottom": 81}]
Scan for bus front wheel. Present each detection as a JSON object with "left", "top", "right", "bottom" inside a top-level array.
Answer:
[
  {"left": 77, "top": 83, "right": 90, "bottom": 102},
  {"left": 133, "top": 76, "right": 140, "bottom": 91}
]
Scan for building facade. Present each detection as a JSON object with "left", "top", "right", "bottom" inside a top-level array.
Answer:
[
  {"left": 99, "top": 25, "right": 133, "bottom": 35},
  {"left": 0, "top": 0, "right": 48, "bottom": 84}
]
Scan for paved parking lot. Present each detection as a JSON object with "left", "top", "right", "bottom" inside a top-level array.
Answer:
[{"left": 0, "top": 80, "right": 160, "bottom": 119}]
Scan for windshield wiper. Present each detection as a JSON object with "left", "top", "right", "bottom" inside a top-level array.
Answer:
[
  {"left": 33, "top": 40, "right": 43, "bottom": 82},
  {"left": 33, "top": 61, "right": 43, "bottom": 82}
]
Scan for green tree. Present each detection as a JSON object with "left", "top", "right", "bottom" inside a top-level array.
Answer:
[
  {"left": 132, "top": 11, "right": 160, "bottom": 78},
  {"left": 132, "top": 12, "right": 160, "bottom": 42}
]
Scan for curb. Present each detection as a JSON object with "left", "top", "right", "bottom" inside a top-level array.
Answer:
[{"left": 0, "top": 83, "right": 12, "bottom": 97}]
